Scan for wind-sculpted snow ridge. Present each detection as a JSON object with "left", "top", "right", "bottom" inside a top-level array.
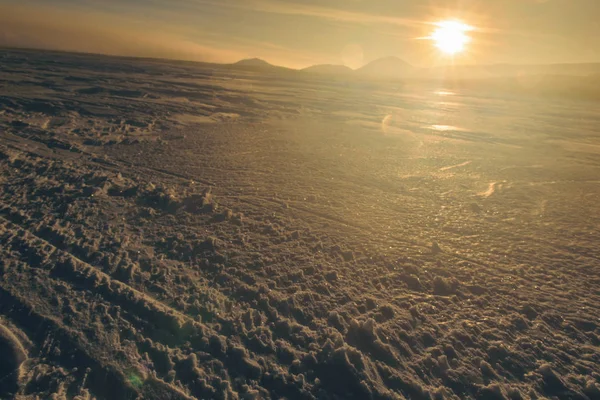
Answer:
[{"left": 0, "top": 48, "right": 599, "bottom": 399}]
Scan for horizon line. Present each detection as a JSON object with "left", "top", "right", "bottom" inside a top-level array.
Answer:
[{"left": 3, "top": 45, "right": 600, "bottom": 73}]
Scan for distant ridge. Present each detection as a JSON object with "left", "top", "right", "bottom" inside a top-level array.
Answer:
[
  {"left": 301, "top": 64, "right": 354, "bottom": 75},
  {"left": 233, "top": 58, "right": 274, "bottom": 68},
  {"left": 4, "top": 48, "right": 599, "bottom": 80},
  {"left": 357, "top": 56, "right": 414, "bottom": 79},
  {"left": 231, "top": 56, "right": 415, "bottom": 80},
  {"left": 225, "top": 56, "right": 600, "bottom": 81}
]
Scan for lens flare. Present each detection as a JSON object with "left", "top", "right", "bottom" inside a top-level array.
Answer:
[{"left": 430, "top": 21, "right": 473, "bottom": 55}]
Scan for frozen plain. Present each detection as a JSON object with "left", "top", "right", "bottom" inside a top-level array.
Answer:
[{"left": 0, "top": 49, "right": 599, "bottom": 399}]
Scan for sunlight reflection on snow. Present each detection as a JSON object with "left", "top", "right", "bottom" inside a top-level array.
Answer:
[
  {"left": 381, "top": 114, "right": 394, "bottom": 134},
  {"left": 429, "top": 124, "right": 463, "bottom": 131}
]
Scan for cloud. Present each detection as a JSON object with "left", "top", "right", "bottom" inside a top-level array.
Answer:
[
  {"left": 0, "top": 3, "right": 244, "bottom": 63},
  {"left": 249, "top": 0, "right": 422, "bottom": 27},
  {"left": 0, "top": 2, "right": 332, "bottom": 67},
  {"left": 180, "top": 0, "right": 423, "bottom": 28}
]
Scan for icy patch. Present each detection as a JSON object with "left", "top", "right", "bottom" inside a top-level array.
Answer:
[
  {"left": 478, "top": 181, "right": 508, "bottom": 197},
  {"left": 440, "top": 160, "right": 471, "bottom": 171},
  {"left": 429, "top": 124, "right": 465, "bottom": 132}
]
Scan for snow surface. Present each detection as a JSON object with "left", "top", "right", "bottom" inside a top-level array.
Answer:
[{"left": 0, "top": 48, "right": 599, "bottom": 399}]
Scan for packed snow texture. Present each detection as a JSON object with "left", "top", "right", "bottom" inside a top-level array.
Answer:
[{"left": 0, "top": 49, "right": 599, "bottom": 399}]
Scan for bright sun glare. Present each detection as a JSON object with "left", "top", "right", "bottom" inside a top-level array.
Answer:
[{"left": 430, "top": 21, "right": 473, "bottom": 55}]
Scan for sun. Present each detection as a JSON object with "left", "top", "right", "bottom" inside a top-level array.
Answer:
[{"left": 430, "top": 20, "right": 473, "bottom": 55}]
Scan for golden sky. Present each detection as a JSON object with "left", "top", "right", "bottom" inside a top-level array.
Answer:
[{"left": 1, "top": 0, "right": 599, "bottom": 68}]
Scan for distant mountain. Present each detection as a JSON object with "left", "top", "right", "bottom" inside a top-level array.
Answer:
[
  {"left": 357, "top": 56, "right": 414, "bottom": 79},
  {"left": 230, "top": 56, "right": 600, "bottom": 82},
  {"left": 230, "top": 58, "right": 296, "bottom": 74},
  {"left": 302, "top": 64, "right": 354, "bottom": 75},
  {"left": 233, "top": 58, "right": 276, "bottom": 68}
]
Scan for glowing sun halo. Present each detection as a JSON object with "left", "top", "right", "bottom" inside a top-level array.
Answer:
[{"left": 430, "top": 20, "right": 473, "bottom": 55}]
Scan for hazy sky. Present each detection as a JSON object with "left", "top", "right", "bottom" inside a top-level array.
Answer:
[{"left": 1, "top": 0, "right": 599, "bottom": 68}]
